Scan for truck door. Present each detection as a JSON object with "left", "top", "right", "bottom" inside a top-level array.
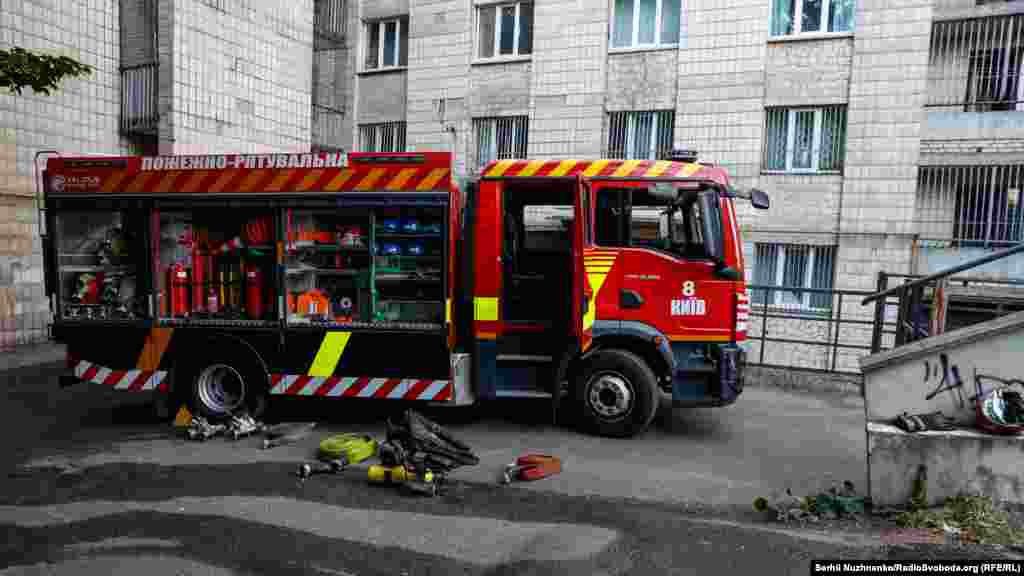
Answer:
[{"left": 574, "top": 178, "right": 590, "bottom": 353}]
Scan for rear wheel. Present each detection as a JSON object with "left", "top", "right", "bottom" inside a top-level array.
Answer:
[
  {"left": 189, "top": 349, "right": 268, "bottom": 421},
  {"left": 575, "top": 349, "right": 659, "bottom": 438}
]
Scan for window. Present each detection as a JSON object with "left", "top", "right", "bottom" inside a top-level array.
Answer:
[
  {"left": 474, "top": 116, "right": 529, "bottom": 167},
  {"left": 314, "top": 0, "right": 346, "bottom": 46},
  {"left": 967, "top": 48, "right": 1024, "bottom": 112},
  {"left": 752, "top": 244, "right": 835, "bottom": 311},
  {"left": 763, "top": 106, "right": 846, "bottom": 173},
  {"left": 770, "top": 0, "right": 854, "bottom": 36},
  {"left": 364, "top": 17, "right": 408, "bottom": 70},
  {"left": 595, "top": 187, "right": 716, "bottom": 260},
  {"left": 607, "top": 110, "right": 675, "bottom": 160},
  {"left": 477, "top": 1, "right": 533, "bottom": 59},
  {"left": 359, "top": 121, "right": 407, "bottom": 152},
  {"left": 611, "top": 0, "right": 681, "bottom": 49},
  {"left": 950, "top": 167, "right": 1024, "bottom": 245}
]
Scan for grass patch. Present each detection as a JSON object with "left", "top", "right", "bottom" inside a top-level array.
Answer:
[{"left": 896, "top": 494, "right": 1024, "bottom": 546}]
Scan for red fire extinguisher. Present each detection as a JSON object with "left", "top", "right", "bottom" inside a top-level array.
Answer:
[
  {"left": 192, "top": 247, "right": 205, "bottom": 313},
  {"left": 245, "top": 266, "right": 263, "bottom": 320},
  {"left": 169, "top": 263, "right": 190, "bottom": 317}
]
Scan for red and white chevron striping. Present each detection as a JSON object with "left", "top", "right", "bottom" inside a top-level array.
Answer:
[
  {"left": 72, "top": 360, "right": 169, "bottom": 392},
  {"left": 269, "top": 374, "right": 452, "bottom": 401}
]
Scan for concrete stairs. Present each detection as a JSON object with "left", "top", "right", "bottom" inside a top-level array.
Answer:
[{"left": 860, "top": 310, "right": 1024, "bottom": 507}]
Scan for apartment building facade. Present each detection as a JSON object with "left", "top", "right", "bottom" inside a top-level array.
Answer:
[{"left": 2, "top": 0, "right": 1023, "bottom": 371}]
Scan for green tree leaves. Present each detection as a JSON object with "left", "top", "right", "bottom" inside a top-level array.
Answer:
[{"left": 0, "top": 47, "right": 93, "bottom": 96}]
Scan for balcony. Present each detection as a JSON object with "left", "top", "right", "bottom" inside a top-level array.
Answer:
[
  {"left": 314, "top": 0, "right": 346, "bottom": 52},
  {"left": 913, "top": 164, "right": 1024, "bottom": 280},
  {"left": 924, "top": 14, "right": 1024, "bottom": 140},
  {"left": 120, "top": 62, "right": 159, "bottom": 136}
]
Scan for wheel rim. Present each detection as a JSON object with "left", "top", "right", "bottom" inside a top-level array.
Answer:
[
  {"left": 196, "top": 364, "right": 246, "bottom": 415},
  {"left": 586, "top": 371, "right": 634, "bottom": 421}
]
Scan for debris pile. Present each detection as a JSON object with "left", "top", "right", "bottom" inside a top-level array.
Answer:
[{"left": 754, "top": 481, "right": 867, "bottom": 523}]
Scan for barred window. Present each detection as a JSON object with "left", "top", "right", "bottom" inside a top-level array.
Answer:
[
  {"left": 917, "top": 165, "right": 1024, "bottom": 246},
  {"left": 752, "top": 244, "right": 836, "bottom": 311},
  {"left": 607, "top": 110, "right": 674, "bottom": 160},
  {"left": 314, "top": 0, "right": 346, "bottom": 47},
  {"left": 763, "top": 106, "right": 846, "bottom": 173},
  {"left": 474, "top": 116, "right": 529, "bottom": 167},
  {"left": 359, "top": 121, "right": 406, "bottom": 153}
]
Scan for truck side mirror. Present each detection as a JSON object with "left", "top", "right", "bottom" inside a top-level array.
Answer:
[{"left": 750, "top": 188, "right": 770, "bottom": 210}]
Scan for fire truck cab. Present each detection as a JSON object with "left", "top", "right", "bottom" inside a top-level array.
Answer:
[
  {"left": 463, "top": 154, "right": 768, "bottom": 436},
  {"left": 40, "top": 150, "right": 767, "bottom": 439}
]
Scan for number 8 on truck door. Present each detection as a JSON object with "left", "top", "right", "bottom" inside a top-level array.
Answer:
[{"left": 671, "top": 281, "right": 706, "bottom": 317}]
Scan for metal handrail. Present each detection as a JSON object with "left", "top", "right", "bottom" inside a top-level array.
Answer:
[{"left": 861, "top": 242, "right": 1024, "bottom": 305}]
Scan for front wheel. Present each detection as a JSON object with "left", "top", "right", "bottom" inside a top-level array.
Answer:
[{"left": 575, "top": 349, "right": 659, "bottom": 438}]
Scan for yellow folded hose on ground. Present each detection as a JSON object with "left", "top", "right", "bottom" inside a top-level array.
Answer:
[{"left": 317, "top": 433, "right": 377, "bottom": 464}]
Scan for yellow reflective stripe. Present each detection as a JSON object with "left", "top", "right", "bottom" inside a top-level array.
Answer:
[
  {"left": 486, "top": 160, "right": 516, "bottom": 177},
  {"left": 583, "top": 273, "right": 609, "bottom": 332},
  {"left": 518, "top": 160, "right": 546, "bottom": 177},
  {"left": 266, "top": 169, "right": 295, "bottom": 191},
  {"left": 646, "top": 160, "right": 672, "bottom": 177},
  {"left": 474, "top": 297, "right": 498, "bottom": 321},
  {"left": 548, "top": 160, "right": 577, "bottom": 177},
  {"left": 416, "top": 168, "right": 449, "bottom": 190},
  {"left": 323, "top": 169, "right": 354, "bottom": 191},
  {"left": 446, "top": 298, "right": 451, "bottom": 323},
  {"left": 582, "top": 160, "right": 609, "bottom": 177},
  {"left": 355, "top": 168, "right": 387, "bottom": 190},
  {"left": 612, "top": 160, "right": 642, "bottom": 177},
  {"left": 101, "top": 171, "right": 129, "bottom": 193},
  {"left": 308, "top": 332, "right": 352, "bottom": 377},
  {"left": 235, "top": 171, "right": 264, "bottom": 192},
  {"left": 385, "top": 167, "right": 418, "bottom": 190},
  {"left": 297, "top": 169, "right": 325, "bottom": 191}
]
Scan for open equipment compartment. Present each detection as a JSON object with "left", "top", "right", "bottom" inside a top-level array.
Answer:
[
  {"left": 284, "top": 195, "right": 447, "bottom": 331},
  {"left": 153, "top": 199, "right": 278, "bottom": 326},
  {"left": 54, "top": 198, "right": 150, "bottom": 322}
]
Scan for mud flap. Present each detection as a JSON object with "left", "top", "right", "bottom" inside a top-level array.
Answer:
[{"left": 717, "top": 345, "right": 745, "bottom": 404}]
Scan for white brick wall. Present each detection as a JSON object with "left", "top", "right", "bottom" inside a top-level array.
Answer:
[
  {"left": 0, "top": 0, "right": 128, "bottom": 341},
  {"left": 764, "top": 37, "right": 853, "bottom": 106},
  {"left": 167, "top": 0, "right": 313, "bottom": 155},
  {"left": 606, "top": 51, "right": 678, "bottom": 112},
  {"left": 404, "top": 0, "right": 471, "bottom": 179},
  {"left": 676, "top": 0, "right": 769, "bottom": 186},
  {"left": 527, "top": 0, "right": 607, "bottom": 159}
]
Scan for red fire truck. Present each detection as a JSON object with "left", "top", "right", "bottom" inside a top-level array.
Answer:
[{"left": 40, "top": 150, "right": 767, "bottom": 437}]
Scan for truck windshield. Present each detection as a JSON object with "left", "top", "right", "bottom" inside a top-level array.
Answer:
[{"left": 595, "top": 186, "right": 715, "bottom": 260}]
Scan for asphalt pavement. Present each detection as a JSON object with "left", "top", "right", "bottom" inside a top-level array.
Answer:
[{"left": 0, "top": 360, "right": 1007, "bottom": 575}]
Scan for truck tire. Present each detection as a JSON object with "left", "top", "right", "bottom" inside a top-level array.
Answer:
[
  {"left": 575, "top": 349, "right": 659, "bottom": 438},
  {"left": 188, "top": 348, "right": 268, "bottom": 422}
]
